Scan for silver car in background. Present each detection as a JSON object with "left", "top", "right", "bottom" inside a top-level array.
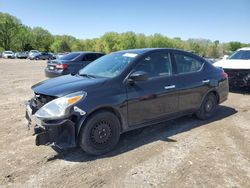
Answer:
[
  {"left": 2, "top": 51, "right": 15, "bottom": 58},
  {"left": 28, "top": 50, "right": 40, "bottom": 60}
]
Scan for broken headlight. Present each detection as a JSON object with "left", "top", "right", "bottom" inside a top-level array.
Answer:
[{"left": 35, "top": 91, "right": 87, "bottom": 120}]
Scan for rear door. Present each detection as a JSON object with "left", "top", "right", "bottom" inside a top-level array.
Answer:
[
  {"left": 173, "top": 52, "right": 210, "bottom": 112},
  {"left": 126, "top": 51, "right": 179, "bottom": 126}
]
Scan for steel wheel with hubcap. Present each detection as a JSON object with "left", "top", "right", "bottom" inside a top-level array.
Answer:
[
  {"left": 79, "top": 111, "right": 120, "bottom": 155},
  {"left": 196, "top": 93, "right": 218, "bottom": 120}
]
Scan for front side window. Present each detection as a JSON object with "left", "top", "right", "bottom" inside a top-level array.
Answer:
[
  {"left": 174, "top": 54, "right": 204, "bottom": 74},
  {"left": 134, "top": 52, "right": 172, "bottom": 78}
]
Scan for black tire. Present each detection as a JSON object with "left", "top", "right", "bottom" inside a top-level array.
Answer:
[
  {"left": 195, "top": 93, "right": 218, "bottom": 120},
  {"left": 79, "top": 111, "right": 120, "bottom": 155}
]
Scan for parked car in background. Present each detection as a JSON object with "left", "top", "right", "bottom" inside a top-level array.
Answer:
[
  {"left": 55, "top": 53, "right": 65, "bottom": 59},
  {"left": 45, "top": 52, "right": 105, "bottom": 77},
  {"left": 49, "top": 52, "right": 57, "bottom": 60},
  {"left": 15, "top": 52, "right": 28, "bottom": 59},
  {"left": 214, "top": 47, "right": 250, "bottom": 88},
  {"left": 2, "top": 51, "right": 15, "bottom": 58},
  {"left": 28, "top": 50, "right": 40, "bottom": 60},
  {"left": 26, "top": 48, "right": 229, "bottom": 155},
  {"left": 32, "top": 52, "right": 55, "bottom": 60}
]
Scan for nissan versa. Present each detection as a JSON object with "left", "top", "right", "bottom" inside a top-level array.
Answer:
[{"left": 25, "top": 48, "right": 229, "bottom": 155}]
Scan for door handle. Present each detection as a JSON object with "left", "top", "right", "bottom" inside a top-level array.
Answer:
[
  {"left": 202, "top": 79, "right": 210, "bottom": 83},
  {"left": 164, "top": 85, "right": 176, "bottom": 89}
]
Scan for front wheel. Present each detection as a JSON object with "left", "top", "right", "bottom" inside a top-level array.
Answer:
[
  {"left": 79, "top": 111, "right": 121, "bottom": 155},
  {"left": 195, "top": 93, "right": 218, "bottom": 120}
]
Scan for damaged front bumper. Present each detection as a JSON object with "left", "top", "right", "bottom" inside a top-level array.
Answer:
[
  {"left": 25, "top": 102, "right": 77, "bottom": 150},
  {"left": 224, "top": 69, "right": 250, "bottom": 88}
]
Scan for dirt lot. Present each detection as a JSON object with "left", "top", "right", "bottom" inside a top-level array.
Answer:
[{"left": 0, "top": 59, "right": 249, "bottom": 188}]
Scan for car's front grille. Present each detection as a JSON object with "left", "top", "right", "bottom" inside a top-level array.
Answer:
[
  {"left": 224, "top": 69, "right": 250, "bottom": 87},
  {"left": 29, "top": 93, "right": 56, "bottom": 113}
]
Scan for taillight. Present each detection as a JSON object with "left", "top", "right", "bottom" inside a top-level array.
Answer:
[
  {"left": 56, "top": 64, "right": 68, "bottom": 69},
  {"left": 221, "top": 71, "right": 228, "bottom": 79}
]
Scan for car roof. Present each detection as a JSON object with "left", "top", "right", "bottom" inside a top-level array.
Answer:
[
  {"left": 113, "top": 48, "right": 192, "bottom": 55},
  {"left": 237, "top": 47, "right": 250, "bottom": 51},
  {"left": 71, "top": 51, "right": 105, "bottom": 54}
]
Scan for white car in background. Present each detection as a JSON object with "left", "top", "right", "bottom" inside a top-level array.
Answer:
[
  {"left": 214, "top": 47, "right": 250, "bottom": 88},
  {"left": 2, "top": 51, "right": 15, "bottom": 58},
  {"left": 28, "top": 50, "right": 40, "bottom": 59}
]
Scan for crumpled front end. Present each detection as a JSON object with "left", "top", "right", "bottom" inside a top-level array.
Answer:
[
  {"left": 25, "top": 93, "right": 78, "bottom": 150},
  {"left": 224, "top": 69, "right": 250, "bottom": 88}
]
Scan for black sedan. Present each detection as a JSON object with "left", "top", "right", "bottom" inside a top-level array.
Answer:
[
  {"left": 45, "top": 52, "right": 105, "bottom": 77},
  {"left": 26, "top": 48, "right": 229, "bottom": 155}
]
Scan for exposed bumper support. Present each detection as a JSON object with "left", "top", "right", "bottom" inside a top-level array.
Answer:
[
  {"left": 25, "top": 103, "right": 77, "bottom": 150},
  {"left": 224, "top": 69, "right": 250, "bottom": 88},
  {"left": 35, "top": 119, "right": 76, "bottom": 149}
]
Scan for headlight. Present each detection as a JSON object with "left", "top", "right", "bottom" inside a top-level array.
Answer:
[{"left": 35, "top": 91, "right": 87, "bottom": 120}]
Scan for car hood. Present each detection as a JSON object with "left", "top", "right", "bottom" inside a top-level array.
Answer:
[
  {"left": 214, "top": 59, "right": 250, "bottom": 69},
  {"left": 32, "top": 74, "right": 107, "bottom": 97}
]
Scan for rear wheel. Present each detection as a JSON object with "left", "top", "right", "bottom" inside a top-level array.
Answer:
[
  {"left": 195, "top": 93, "right": 218, "bottom": 120},
  {"left": 79, "top": 111, "right": 120, "bottom": 155}
]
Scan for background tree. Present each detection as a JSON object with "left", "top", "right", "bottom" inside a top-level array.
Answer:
[
  {"left": 15, "top": 26, "right": 33, "bottom": 51},
  {"left": 227, "top": 42, "right": 243, "bottom": 52},
  {"left": 0, "top": 13, "right": 21, "bottom": 50},
  {"left": 50, "top": 40, "right": 71, "bottom": 53},
  {"left": 31, "top": 27, "right": 54, "bottom": 51},
  {"left": 100, "top": 32, "right": 120, "bottom": 53},
  {"left": 1, "top": 12, "right": 250, "bottom": 57}
]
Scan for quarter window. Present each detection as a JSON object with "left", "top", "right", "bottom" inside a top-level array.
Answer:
[
  {"left": 135, "top": 52, "right": 172, "bottom": 78},
  {"left": 174, "top": 54, "right": 204, "bottom": 74}
]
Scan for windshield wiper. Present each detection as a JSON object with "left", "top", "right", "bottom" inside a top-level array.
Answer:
[{"left": 78, "top": 73, "right": 96, "bottom": 79}]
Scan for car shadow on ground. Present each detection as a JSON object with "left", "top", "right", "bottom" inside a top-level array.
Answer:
[{"left": 47, "top": 105, "right": 237, "bottom": 163}]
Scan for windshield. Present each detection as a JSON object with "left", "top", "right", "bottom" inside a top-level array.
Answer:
[
  {"left": 30, "top": 50, "right": 39, "bottom": 53},
  {"left": 4, "top": 51, "right": 13, "bottom": 54},
  {"left": 59, "top": 53, "right": 80, "bottom": 60},
  {"left": 229, "top": 50, "right": 250, "bottom": 60},
  {"left": 78, "top": 52, "right": 138, "bottom": 78}
]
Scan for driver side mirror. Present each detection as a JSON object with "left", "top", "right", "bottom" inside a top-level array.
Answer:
[{"left": 128, "top": 71, "right": 148, "bottom": 84}]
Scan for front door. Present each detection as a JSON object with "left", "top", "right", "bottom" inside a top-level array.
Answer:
[{"left": 126, "top": 51, "right": 179, "bottom": 126}]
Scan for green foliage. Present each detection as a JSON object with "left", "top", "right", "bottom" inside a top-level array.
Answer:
[
  {"left": 228, "top": 42, "right": 243, "bottom": 52},
  {"left": 0, "top": 12, "right": 249, "bottom": 58},
  {"left": 15, "top": 26, "right": 33, "bottom": 51},
  {"left": 0, "top": 12, "right": 21, "bottom": 50},
  {"left": 31, "top": 27, "right": 54, "bottom": 51},
  {"left": 51, "top": 40, "right": 70, "bottom": 53}
]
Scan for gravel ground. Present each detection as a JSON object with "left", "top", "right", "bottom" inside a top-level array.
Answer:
[{"left": 0, "top": 59, "right": 249, "bottom": 188}]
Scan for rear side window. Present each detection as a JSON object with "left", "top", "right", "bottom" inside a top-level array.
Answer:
[
  {"left": 84, "top": 54, "right": 99, "bottom": 61},
  {"left": 96, "top": 53, "right": 105, "bottom": 58},
  {"left": 174, "top": 54, "right": 204, "bottom": 74},
  {"left": 59, "top": 53, "right": 80, "bottom": 60},
  {"left": 135, "top": 51, "right": 172, "bottom": 78}
]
